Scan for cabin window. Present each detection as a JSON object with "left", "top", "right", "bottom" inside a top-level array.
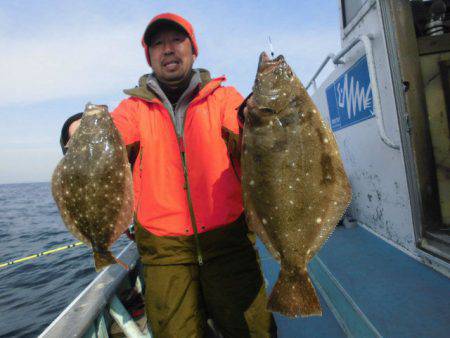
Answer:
[{"left": 342, "top": 0, "right": 369, "bottom": 27}]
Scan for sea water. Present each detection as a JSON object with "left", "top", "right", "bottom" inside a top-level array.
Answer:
[{"left": 0, "top": 182, "right": 128, "bottom": 337}]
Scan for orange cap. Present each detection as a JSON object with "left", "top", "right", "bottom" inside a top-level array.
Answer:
[{"left": 142, "top": 13, "right": 199, "bottom": 67}]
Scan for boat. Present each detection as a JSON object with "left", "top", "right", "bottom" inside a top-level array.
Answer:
[{"left": 40, "top": 1, "right": 450, "bottom": 337}]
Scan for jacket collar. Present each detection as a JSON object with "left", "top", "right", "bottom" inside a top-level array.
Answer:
[{"left": 123, "top": 69, "right": 225, "bottom": 104}]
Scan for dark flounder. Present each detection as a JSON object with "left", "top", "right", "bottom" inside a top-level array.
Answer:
[
  {"left": 52, "top": 103, "right": 134, "bottom": 271},
  {"left": 242, "top": 53, "right": 351, "bottom": 317}
]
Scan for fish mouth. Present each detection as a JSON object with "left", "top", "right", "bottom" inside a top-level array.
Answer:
[
  {"left": 253, "top": 52, "right": 294, "bottom": 113},
  {"left": 84, "top": 103, "right": 108, "bottom": 116},
  {"left": 257, "top": 52, "right": 285, "bottom": 74}
]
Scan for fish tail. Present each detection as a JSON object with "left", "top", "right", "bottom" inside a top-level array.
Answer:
[
  {"left": 268, "top": 267, "right": 322, "bottom": 317},
  {"left": 93, "top": 251, "right": 129, "bottom": 272}
]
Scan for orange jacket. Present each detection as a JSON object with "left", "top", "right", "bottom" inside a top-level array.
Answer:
[{"left": 111, "top": 72, "right": 244, "bottom": 237}]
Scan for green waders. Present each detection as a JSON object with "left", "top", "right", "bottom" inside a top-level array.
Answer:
[{"left": 135, "top": 215, "right": 277, "bottom": 338}]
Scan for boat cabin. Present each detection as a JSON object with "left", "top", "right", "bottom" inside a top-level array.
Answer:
[{"left": 41, "top": 1, "right": 450, "bottom": 337}]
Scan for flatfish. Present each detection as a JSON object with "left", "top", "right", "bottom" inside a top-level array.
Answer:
[
  {"left": 52, "top": 103, "right": 134, "bottom": 271},
  {"left": 241, "top": 53, "right": 351, "bottom": 317}
]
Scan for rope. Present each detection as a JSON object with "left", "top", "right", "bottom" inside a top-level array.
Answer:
[{"left": 0, "top": 242, "right": 84, "bottom": 269}]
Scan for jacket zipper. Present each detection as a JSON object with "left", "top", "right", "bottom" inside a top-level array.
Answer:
[
  {"left": 179, "top": 140, "right": 203, "bottom": 265},
  {"left": 142, "top": 97, "right": 204, "bottom": 265},
  {"left": 134, "top": 148, "right": 144, "bottom": 223},
  {"left": 177, "top": 98, "right": 204, "bottom": 266}
]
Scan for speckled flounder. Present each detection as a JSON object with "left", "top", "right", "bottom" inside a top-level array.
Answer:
[
  {"left": 52, "top": 103, "right": 134, "bottom": 271},
  {"left": 242, "top": 53, "right": 351, "bottom": 317}
]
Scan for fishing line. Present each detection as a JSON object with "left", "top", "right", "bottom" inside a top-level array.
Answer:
[
  {"left": 0, "top": 242, "right": 84, "bottom": 269},
  {"left": 268, "top": 36, "right": 275, "bottom": 58}
]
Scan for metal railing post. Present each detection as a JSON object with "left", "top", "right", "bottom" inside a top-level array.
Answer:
[
  {"left": 96, "top": 312, "right": 109, "bottom": 338},
  {"left": 109, "top": 295, "right": 152, "bottom": 338}
]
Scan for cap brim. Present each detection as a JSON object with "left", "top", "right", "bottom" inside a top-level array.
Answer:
[{"left": 143, "top": 19, "right": 188, "bottom": 46}]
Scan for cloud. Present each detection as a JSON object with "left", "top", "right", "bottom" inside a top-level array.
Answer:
[
  {"left": 0, "top": 0, "right": 341, "bottom": 184},
  {"left": 0, "top": 21, "right": 147, "bottom": 107},
  {"left": 0, "top": 2, "right": 340, "bottom": 107},
  {"left": 199, "top": 27, "right": 340, "bottom": 95}
]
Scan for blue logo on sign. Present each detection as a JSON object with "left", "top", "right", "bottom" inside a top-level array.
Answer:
[{"left": 326, "top": 55, "right": 374, "bottom": 131}]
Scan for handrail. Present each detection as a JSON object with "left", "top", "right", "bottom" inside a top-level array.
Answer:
[
  {"left": 39, "top": 242, "right": 140, "bottom": 338},
  {"left": 109, "top": 294, "right": 152, "bottom": 337},
  {"left": 306, "top": 53, "right": 343, "bottom": 91},
  {"left": 306, "top": 34, "right": 400, "bottom": 150}
]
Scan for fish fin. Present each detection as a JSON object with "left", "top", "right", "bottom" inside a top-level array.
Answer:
[
  {"left": 268, "top": 268, "right": 322, "bottom": 318},
  {"left": 244, "top": 199, "right": 281, "bottom": 261},
  {"left": 257, "top": 227, "right": 281, "bottom": 261},
  {"left": 93, "top": 251, "right": 129, "bottom": 272}
]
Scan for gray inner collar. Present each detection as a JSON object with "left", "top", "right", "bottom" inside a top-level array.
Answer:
[{"left": 146, "top": 70, "right": 202, "bottom": 136}]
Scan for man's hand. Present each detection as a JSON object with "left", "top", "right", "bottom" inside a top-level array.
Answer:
[
  {"left": 244, "top": 94, "right": 255, "bottom": 117},
  {"left": 238, "top": 93, "right": 253, "bottom": 124},
  {"left": 242, "top": 106, "right": 249, "bottom": 119},
  {"left": 62, "top": 119, "right": 81, "bottom": 153},
  {"left": 68, "top": 119, "right": 81, "bottom": 137},
  {"left": 60, "top": 113, "right": 83, "bottom": 154},
  {"left": 125, "top": 229, "right": 136, "bottom": 241}
]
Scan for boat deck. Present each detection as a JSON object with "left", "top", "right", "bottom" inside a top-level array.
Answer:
[
  {"left": 258, "top": 247, "right": 346, "bottom": 338},
  {"left": 257, "top": 225, "right": 450, "bottom": 338},
  {"left": 41, "top": 224, "right": 450, "bottom": 338}
]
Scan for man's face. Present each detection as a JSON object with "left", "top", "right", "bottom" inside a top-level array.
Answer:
[{"left": 149, "top": 27, "right": 195, "bottom": 84}]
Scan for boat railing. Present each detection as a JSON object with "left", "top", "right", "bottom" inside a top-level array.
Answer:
[
  {"left": 306, "top": 34, "right": 400, "bottom": 150},
  {"left": 38, "top": 242, "right": 152, "bottom": 338}
]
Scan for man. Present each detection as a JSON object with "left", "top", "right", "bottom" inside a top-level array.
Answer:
[{"left": 61, "top": 13, "right": 277, "bottom": 338}]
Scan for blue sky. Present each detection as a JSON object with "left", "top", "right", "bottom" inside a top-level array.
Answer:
[{"left": 0, "top": 0, "right": 341, "bottom": 184}]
